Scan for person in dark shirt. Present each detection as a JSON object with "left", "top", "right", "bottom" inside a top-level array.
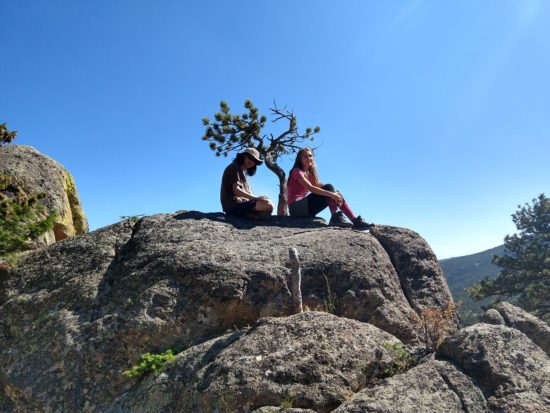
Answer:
[{"left": 220, "top": 148, "right": 274, "bottom": 218}]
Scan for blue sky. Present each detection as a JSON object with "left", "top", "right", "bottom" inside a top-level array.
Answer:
[{"left": 1, "top": 0, "right": 549, "bottom": 259}]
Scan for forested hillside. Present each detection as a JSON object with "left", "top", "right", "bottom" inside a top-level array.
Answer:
[{"left": 440, "top": 245, "right": 505, "bottom": 324}]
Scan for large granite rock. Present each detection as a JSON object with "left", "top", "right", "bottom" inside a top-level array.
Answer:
[
  {"left": 437, "top": 323, "right": 550, "bottom": 412},
  {"left": 0, "top": 144, "right": 88, "bottom": 244},
  {"left": 336, "top": 317, "right": 550, "bottom": 413},
  {"left": 334, "top": 358, "right": 487, "bottom": 413},
  {"left": 494, "top": 301, "right": 550, "bottom": 356},
  {"left": 369, "top": 225, "right": 458, "bottom": 319},
  {"left": 0, "top": 211, "right": 456, "bottom": 412},
  {"left": 108, "top": 312, "right": 403, "bottom": 413}
]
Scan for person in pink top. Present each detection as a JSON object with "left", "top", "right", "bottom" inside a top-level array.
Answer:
[{"left": 287, "top": 147, "right": 374, "bottom": 230}]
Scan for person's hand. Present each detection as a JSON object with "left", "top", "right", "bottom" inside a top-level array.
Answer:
[
  {"left": 256, "top": 195, "right": 269, "bottom": 201},
  {"left": 331, "top": 192, "right": 343, "bottom": 206}
]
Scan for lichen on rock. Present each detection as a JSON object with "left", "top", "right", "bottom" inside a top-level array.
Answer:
[{"left": 0, "top": 144, "right": 89, "bottom": 247}]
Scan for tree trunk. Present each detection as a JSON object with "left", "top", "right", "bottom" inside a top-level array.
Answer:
[{"left": 264, "top": 152, "right": 288, "bottom": 216}]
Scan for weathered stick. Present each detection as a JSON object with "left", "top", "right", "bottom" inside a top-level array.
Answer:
[{"left": 288, "top": 247, "right": 303, "bottom": 313}]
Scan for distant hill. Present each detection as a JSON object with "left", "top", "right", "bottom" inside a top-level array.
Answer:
[{"left": 440, "top": 245, "right": 506, "bottom": 324}]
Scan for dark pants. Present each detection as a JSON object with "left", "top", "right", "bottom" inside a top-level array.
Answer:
[
  {"left": 307, "top": 184, "right": 335, "bottom": 216},
  {"left": 226, "top": 200, "right": 257, "bottom": 216}
]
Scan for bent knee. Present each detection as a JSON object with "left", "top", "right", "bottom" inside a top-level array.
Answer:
[
  {"left": 322, "top": 183, "right": 335, "bottom": 191},
  {"left": 257, "top": 199, "right": 274, "bottom": 212}
]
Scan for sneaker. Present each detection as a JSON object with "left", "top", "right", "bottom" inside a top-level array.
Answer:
[
  {"left": 329, "top": 211, "right": 353, "bottom": 228},
  {"left": 352, "top": 215, "right": 374, "bottom": 230}
]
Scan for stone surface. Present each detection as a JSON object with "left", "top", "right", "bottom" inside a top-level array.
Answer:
[
  {"left": 369, "top": 225, "right": 458, "bottom": 323},
  {"left": 0, "top": 222, "right": 134, "bottom": 412},
  {"left": 334, "top": 358, "right": 487, "bottom": 413},
  {"left": 437, "top": 323, "right": 550, "bottom": 412},
  {"left": 0, "top": 144, "right": 88, "bottom": 244},
  {"left": 0, "top": 210, "right": 483, "bottom": 412},
  {"left": 109, "top": 312, "right": 403, "bottom": 413},
  {"left": 481, "top": 308, "right": 505, "bottom": 325},
  {"left": 252, "top": 408, "right": 317, "bottom": 413},
  {"left": 494, "top": 301, "right": 550, "bottom": 356}
]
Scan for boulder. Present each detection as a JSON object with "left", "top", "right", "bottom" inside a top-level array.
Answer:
[
  {"left": 480, "top": 308, "right": 505, "bottom": 325},
  {"left": 437, "top": 323, "right": 550, "bottom": 412},
  {"left": 369, "top": 226, "right": 458, "bottom": 322},
  {"left": 0, "top": 221, "right": 135, "bottom": 412},
  {"left": 0, "top": 144, "right": 88, "bottom": 245},
  {"left": 0, "top": 211, "right": 459, "bottom": 411},
  {"left": 494, "top": 301, "right": 550, "bottom": 356},
  {"left": 109, "top": 312, "right": 404, "bottom": 413},
  {"left": 334, "top": 358, "right": 487, "bottom": 413}
]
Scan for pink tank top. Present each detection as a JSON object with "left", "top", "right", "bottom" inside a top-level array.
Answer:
[{"left": 287, "top": 168, "right": 310, "bottom": 205}]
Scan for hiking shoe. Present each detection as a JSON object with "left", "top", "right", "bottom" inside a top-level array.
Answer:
[
  {"left": 352, "top": 215, "right": 374, "bottom": 230},
  {"left": 329, "top": 211, "right": 353, "bottom": 228}
]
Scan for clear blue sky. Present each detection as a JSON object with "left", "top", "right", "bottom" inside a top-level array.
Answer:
[{"left": 2, "top": 1, "right": 549, "bottom": 259}]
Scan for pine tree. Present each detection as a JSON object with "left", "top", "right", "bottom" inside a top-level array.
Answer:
[
  {"left": 0, "top": 123, "right": 17, "bottom": 145},
  {"left": 201, "top": 100, "right": 320, "bottom": 215},
  {"left": 468, "top": 194, "right": 550, "bottom": 322}
]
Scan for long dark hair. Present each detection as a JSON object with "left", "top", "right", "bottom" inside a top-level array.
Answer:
[
  {"left": 289, "top": 147, "right": 319, "bottom": 185},
  {"left": 234, "top": 153, "right": 257, "bottom": 176}
]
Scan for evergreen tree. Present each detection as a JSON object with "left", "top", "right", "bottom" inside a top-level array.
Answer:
[
  {"left": 201, "top": 100, "right": 320, "bottom": 215},
  {"left": 468, "top": 194, "right": 550, "bottom": 322},
  {"left": 0, "top": 123, "right": 17, "bottom": 145}
]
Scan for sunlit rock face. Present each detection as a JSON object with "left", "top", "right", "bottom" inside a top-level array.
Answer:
[{"left": 0, "top": 144, "right": 88, "bottom": 246}]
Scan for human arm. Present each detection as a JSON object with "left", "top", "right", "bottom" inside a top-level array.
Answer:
[
  {"left": 232, "top": 182, "right": 268, "bottom": 201},
  {"left": 295, "top": 171, "right": 343, "bottom": 204}
]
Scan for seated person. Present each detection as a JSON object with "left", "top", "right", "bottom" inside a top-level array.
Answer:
[
  {"left": 220, "top": 148, "right": 274, "bottom": 218},
  {"left": 287, "top": 147, "right": 373, "bottom": 230}
]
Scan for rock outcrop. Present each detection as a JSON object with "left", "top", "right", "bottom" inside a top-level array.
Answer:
[
  {"left": 0, "top": 144, "right": 88, "bottom": 245},
  {"left": 493, "top": 301, "right": 550, "bottom": 356},
  {"left": 369, "top": 225, "right": 458, "bottom": 320},
  {"left": 0, "top": 211, "right": 456, "bottom": 411},
  {"left": 2, "top": 210, "right": 548, "bottom": 412},
  {"left": 334, "top": 358, "right": 487, "bottom": 413},
  {"left": 108, "top": 312, "right": 404, "bottom": 413},
  {"left": 437, "top": 323, "right": 550, "bottom": 412}
]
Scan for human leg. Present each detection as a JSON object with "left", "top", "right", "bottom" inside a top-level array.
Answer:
[
  {"left": 307, "top": 184, "right": 337, "bottom": 216},
  {"left": 289, "top": 197, "right": 309, "bottom": 217},
  {"left": 330, "top": 192, "right": 374, "bottom": 230},
  {"left": 254, "top": 198, "right": 274, "bottom": 213},
  {"left": 226, "top": 200, "right": 257, "bottom": 217}
]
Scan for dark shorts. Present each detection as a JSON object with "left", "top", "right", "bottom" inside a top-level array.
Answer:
[
  {"left": 226, "top": 200, "right": 257, "bottom": 216},
  {"left": 289, "top": 183, "right": 335, "bottom": 217}
]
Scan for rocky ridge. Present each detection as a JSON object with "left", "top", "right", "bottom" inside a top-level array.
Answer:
[{"left": 0, "top": 211, "right": 548, "bottom": 412}]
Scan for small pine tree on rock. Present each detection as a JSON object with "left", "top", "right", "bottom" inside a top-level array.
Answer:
[{"left": 0, "top": 123, "right": 17, "bottom": 145}]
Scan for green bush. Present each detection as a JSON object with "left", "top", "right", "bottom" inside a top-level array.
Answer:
[
  {"left": 122, "top": 349, "right": 176, "bottom": 378},
  {"left": 381, "top": 342, "right": 416, "bottom": 378},
  {"left": 0, "top": 174, "right": 56, "bottom": 262}
]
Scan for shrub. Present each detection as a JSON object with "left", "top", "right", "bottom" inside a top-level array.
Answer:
[
  {"left": 122, "top": 349, "right": 176, "bottom": 378},
  {"left": 412, "top": 301, "right": 460, "bottom": 351},
  {"left": 381, "top": 341, "right": 417, "bottom": 378},
  {"left": 0, "top": 174, "right": 56, "bottom": 262}
]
